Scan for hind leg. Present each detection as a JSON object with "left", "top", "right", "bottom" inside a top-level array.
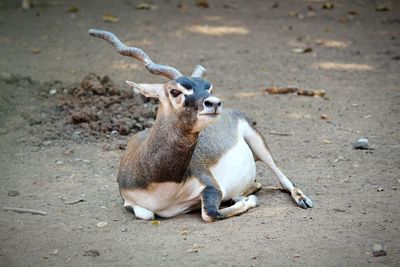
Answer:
[
  {"left": 201, "top": 185, "right": 258, "bottom": 222},
  {"left": 242, "top": 122, "right": 314, "bottom": 209}
]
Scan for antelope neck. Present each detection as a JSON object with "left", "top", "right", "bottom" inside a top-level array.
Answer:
[{"left": 139, "top": 114, "right": 199, "bottom": 184}]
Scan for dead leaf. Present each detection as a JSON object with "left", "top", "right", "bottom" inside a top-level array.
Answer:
[
  {"left": 31, "top": 48, "right": 40, "bottom": 54},
  {"left": 66, "top": 6, "right": 79, "bottom": 13},
  {"left": 292, "top": 47, "right": 312, "bottom": 54},
  {"left": 322, "top": 2, "right": 334, "bottom": 9},
  {"left": 136, "top": 3, "right": 158, "bottom": 10},
  {"left": 196, "top": 0, "right": 209, "bottom": 8},
  {"left": 151, "top": 220, "right": 160, "bottom": 225},
  {"left": 102, "top": 14, "right": 119, "bottom": 23},
  {"left": 265, "top": 87, "right": 298, "bottom": 94}
]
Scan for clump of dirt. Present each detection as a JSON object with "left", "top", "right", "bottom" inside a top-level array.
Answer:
[
  {"left": 0, "top": 74, "right": 157, "bottom": 146},
  {"left": 56, "top": 73, "right": 157, "bottom": 138}
]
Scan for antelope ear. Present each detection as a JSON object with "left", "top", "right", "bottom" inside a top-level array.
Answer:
[{"left": 126, "top": 80, "right": 164, "bottom": 99}]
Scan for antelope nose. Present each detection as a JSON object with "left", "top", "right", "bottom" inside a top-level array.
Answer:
[{"left": 203, "top": 96, "right": 222, "bottom": 113}]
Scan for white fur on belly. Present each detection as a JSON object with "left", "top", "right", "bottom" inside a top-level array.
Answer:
[
  {"left": 210, "top": 137, "right": 256, "bottom": 201},
  {"left": 122, "top": 177, "right": 205, "bottom": 218}
]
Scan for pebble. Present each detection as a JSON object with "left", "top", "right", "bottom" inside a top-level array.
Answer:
[
  {"left": 63, "top": 149, "right": 73, "bottom": 155},
  {"left": 121, "top": 227, "right": 128, "bottom": 232},
  {"left": 50, "top": 249, "right": 59, "bottom": 256},
  {"left": 111, "top": 130, "right": 119, "bottom": 136},
  {"left": 96, "top": 221, "right": 108, "bottom": 228},
  {"left": 372, "top": 244, "right": 386, "bottom": 257},
  {"left": 8, "top": 190, "right": 19, "bottom": 197},
  {"left": 353, "top": 138, "right": 369, "bottom": 150},
  {"left": 377, "top": 188, "right": 384, "bottom": 192},
  {"left": 49, "top": 89, "right": 57, "bottom": 96}
]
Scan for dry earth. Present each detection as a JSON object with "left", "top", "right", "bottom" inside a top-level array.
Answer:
[{"left": 0, "top": 0, "right": 399, "bottom": 266}]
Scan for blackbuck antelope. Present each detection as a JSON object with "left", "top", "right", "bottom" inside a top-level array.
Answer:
[{"left": 89, "top": 29, "right": 314, "bottom": 222}]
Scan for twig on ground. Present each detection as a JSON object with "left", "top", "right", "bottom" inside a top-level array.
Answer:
[
  {"left": 269, "top": 131, "right": 293, "bottom": 136},
  {"left": 3, "top": 206, "right": 48, "bottom": 215}
]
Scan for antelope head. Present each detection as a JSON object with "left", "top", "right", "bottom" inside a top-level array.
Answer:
[{"left": 89, "top": 29, "right": 222, "bottom": 133}]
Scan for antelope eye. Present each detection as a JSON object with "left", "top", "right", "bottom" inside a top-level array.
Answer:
[{"left": 170, "top": 89, "right": 182, "bottom": 98}]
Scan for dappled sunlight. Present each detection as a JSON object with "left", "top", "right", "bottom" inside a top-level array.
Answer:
[
  {"left": 315, "top": 39, "right": 349, "bottom": 48},
  {"left": 111, "top": 60, "right": 140, "bottom": 71},
  {"left": 313, "top": 62, "right": 374, "bottom": 71},
  {"left": 187, "top": 25, "right": 250, "bottom": 36}
]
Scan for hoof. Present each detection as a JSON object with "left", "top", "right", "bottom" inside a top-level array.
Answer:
[
  {"left": 291, "top": 188, "right": 314, "bottom": 209},
  {"left": 244, "top": 195, "right": 258, "bottom": 209}
]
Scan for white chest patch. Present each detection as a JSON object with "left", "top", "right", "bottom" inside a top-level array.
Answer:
[{"left": 210, "top": 137, "right": 256, "bottom": 201}]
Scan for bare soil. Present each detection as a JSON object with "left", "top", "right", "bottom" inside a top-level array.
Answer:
[{"left": 0, "top": 0, "right": 399, "bottom": 266}]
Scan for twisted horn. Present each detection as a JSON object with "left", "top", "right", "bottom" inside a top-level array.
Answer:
[
  {"left": 191, "top": 65, "right": 207, "bottom": 78},
  {"left": 89, "top": 29, "right": 183, "bottom": 80}
]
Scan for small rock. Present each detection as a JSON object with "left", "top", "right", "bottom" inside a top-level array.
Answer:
[
  {"left": 111, "top": 130, "right": 119, "bottom": 136},
  {"left": 196, "top": 0, "right": 209, "bottom": 8},
  {"left": 292, "top": 47, "right": 312, "bottom": 54},
  {"left": 322, "top": 139, "right": 332, "bottom": 144},
  {"left": 71, "top": 111, "right": 96, "bottom": 124},
  {"left": 31, "top": 48, "right": 40, "bottom": 54},
  {"left": 50, "top": 249, "right": 59, "bottom": 256},
  {"left": 8, "top": 190, "right": 19, "bottom": 197},
  {"left": 372, "top": 244, "right": 386, "bottom": 257},
  {"left": 63, "top": 149, "right": 73, "bottom": 156},
  {"left": 102, "top": 144, "right": 112, "bottom": 151},
  {"left": 322, "top": 2, "right": 334, "bottom": 9},
  {"left": 186, "top": 248, "right": 199, "bottom": 253},
  {"left": 392, "top": 187, "right": 397, "bottom": 191},
  {"left": 121, "top": 227, "right": 128, "bottom": 232},
  {"left": 377, "top": 188, "right": 384, "bottom": 192},
  {"left": 118, "top": 142, "right": 127, "bottom": 150},
  {"left": 96, "top": 221, "right": 108, "bottom": 228},
  {"left": 49, "top": 89, "right": 57, "bottom": 96},
  {"left": 55, "top": 160, "right": 64, "bottom": 165},
  {"left": 353, "top": 138, "right": 369, "bottom": 150},
  {"left": 320, "top": 114, "right": 329, "bottom": 120}
]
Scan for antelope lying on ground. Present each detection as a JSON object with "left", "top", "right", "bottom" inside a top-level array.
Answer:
[{"left": 89, "top": 29, "right": 313, "bottom": 222}]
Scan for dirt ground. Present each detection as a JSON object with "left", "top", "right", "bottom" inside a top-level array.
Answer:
[{"left": 0, "top": 0, "right": 399, "bottom": 266}]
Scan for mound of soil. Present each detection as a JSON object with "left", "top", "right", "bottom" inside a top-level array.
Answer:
[
  {"left": 56, "top": 73, "right": 157, "bottom": 137},
  {"left": 1, "top": 74, "right": 157, "bottom": 146}
]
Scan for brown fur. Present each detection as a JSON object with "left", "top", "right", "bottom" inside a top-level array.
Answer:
[{"left": 117, "top": 105, "right": 200, "bottom": 189}]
